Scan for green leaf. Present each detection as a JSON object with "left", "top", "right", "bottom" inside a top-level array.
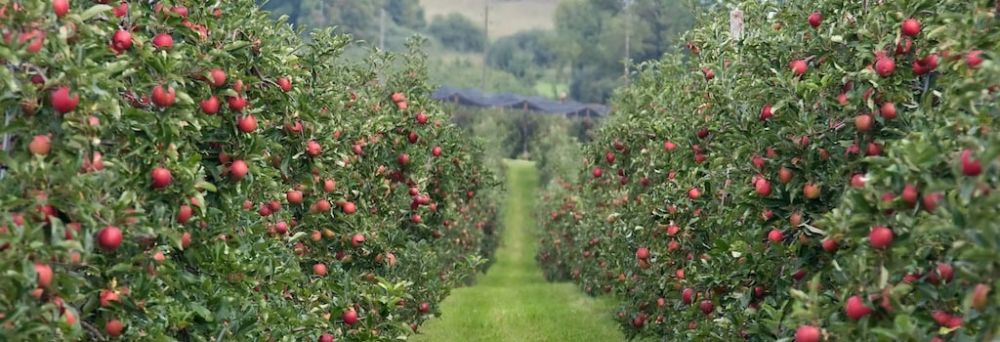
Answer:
[{"left": 80, "top": 5, "right": 113, "bottom": 21}]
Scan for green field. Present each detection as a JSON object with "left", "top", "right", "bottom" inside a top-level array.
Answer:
[
  {"left": 413, "top": 160, "right": 624, "bottom": 342},
  {"left": 419, "top": 0, "right": 561, "bottom": 38}
]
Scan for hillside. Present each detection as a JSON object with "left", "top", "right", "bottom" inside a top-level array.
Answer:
[{"left": 420, "top": 0, "right": 561, "bottom": 38}]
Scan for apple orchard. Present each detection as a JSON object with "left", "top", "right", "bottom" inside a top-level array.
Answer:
[
  {"left": 537, "top": 0, "right": 999, "bottom": 341},
  {"left": 1, "top": 0, "right": 500, "bottom": 341}
]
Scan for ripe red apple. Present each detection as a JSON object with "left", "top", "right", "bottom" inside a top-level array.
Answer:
[
  {"left": 391, "top": 92, "right": 406, "bottom": 103},
  {"left": 419, "top": 302, "right": 430, "bottom": 314},
  {"left": 152, "top": 33, "right": 173, "bottom": 49},
  {"left": 845, "top": 295, "right": 873, "bottom": 320},
  {"left": 410, "top": 214, "right": 422, "bottom": 224},
  {"left": 113, "top": 2, "right": 128, "bottom": 17},
  {"left": 880, "top": 102, "right": 897, "bottom": 120},
  {"left": 151, "top": 85, "right": 176, "bottom": 108},
  {"left": 34, "top": 263, "right": 53, "bottom": 287},
  {"left": 306, "top": 140, "right": 322, "bottom": 157},
  {"left": 688, "top": 187, "right": 701, "bottom": 200},
  {"left": 664, "top": 141, "right": 677, "bottom": 152},
  {"left": 767, "top": 229, "right": 783, "bottom": 244},
  {"left": 53, "top": 0, "right": 69, "bottom": 17},
  {"left": 901, "top": 18, "right": 921, "bottom": 37},
  {"left": 760, "top": 104, "right": 773, "bottom": 121},
  {"left": 200, "top": 96, "right": 220, "bottom": 114},
  {"left": 151, "top": 167, "right": 172, "bottom": 188},
  {"left": 789, "top": 59, "right": 808, "bottom": 77},
  {"left": 313, "top": 263, "right": 327, "bottom": 276},
  {"left": 682, "top": 288, "right": 694, "bottom": 304},
  {"left": 208, "top": 68, "right": 226, "bottom": 87},
  {"left": 99, "top": 289, "right": 119, "bottom": 307},
  {"left": 230, "top": 160, "right": 248, "bottom": 180},
  {"left": 875, "top": 57, "right": 895, "bottom": 77},
  {"left": 228, "top": 96, "right": 248, "bottom": 112},
  {"left": 866, "top": 142, "right": 882, "bottom": 156},
  {"left": 286, "top": 190, "right": 303, "bottom": 205},
  {"left": 966, "top": 50, "right": 984, "bottom": 69},
  {"left": 821, "top": 238, "right": 838, "bottom": 252},
  {"left": 971, "top": 283, "right": 990, "bottom": 310},
  {"left": 237, "top": 115, "right": 257, "bottom": 133},
  {"left": 794, "top": 325, "right": 820, "bottom": 342},
  {"left": 855, "top": 114, "right": 873, "bottom": 132},
  {"left": 323, "top": 179, "right": 336, "bottom": 193},
  {"left": 900, "top": 184, "right": 918, "bottom": 207},
  {"left": 415, "top": 112, "right": 428, "bottom": 124},
  {"left": 778, "top": 167, "right": 793, "bottom": 184},
  {"left": 97, "top": 226, "right": 123, "bottom": 251},
  {"left": 635, "top": 247, "right": 650, "bottom": 260},
  {"left": 921, "top": 192, "right": 942, "bottom": 212},
  {"left": 935, "top": 263, "right": 954, "bottom": 283},
  {"left": 50, "top": 86, "right": 79, "bottom": 113},
  {"left": 105, "top": 319, "right": 124, "bottom": 337},
  {"left": 319, "top": 333, "right": 334, "bottom": 342},
  {"left": 111, "top": 29, "right": 132, "bottom": 52},
  {"left": 755, "top": 179, "right": 772, "bottom": 197},
  {"left": 342, "top": 309, "right": 358, "bottom": 326},
  {"left": 592, "top": 167, "right": 603, "bottom": 178},
  {"left": 606, "top": 151, "right": 616, "bottom": 164},
  {"left": 808, "top": 12, "right": 822, "bottom": 28},
  {"left": 702, "top": 68, "right": 714, "bottom": 81},
  {"left": 351, "top": 233, "right": 364, "bottom": 247},
  {"left": 342, "top": 201, "right": 357, "bottom": 214},
  {"left": 960, "top": 149, "right": 982, "bottom": 176},
  {"left": 29, "top": 135, "right": 51, "bottom": 156},
  {"left": 869, "top": 225, "right": 893, "bottom": 249},
  {"left": 180, "top": 232, "right": 191, "bottom": 249},
  {"left": 277, "top": 77, "right": 292, "bottom": 92},
  {"left": 398, "top": 153, "right": 410, "bottom": 166},
  {"left": 176, "top": 205, "right": 192, "bottom": 224},
  {"left": 432, "top": 146, "right": 442, "bottom": 157},
  {"left": 803, "top": 183, "right": 821, "bottom": 200},
  {"left": 699, "top": 300, "right": 714, "bottom": 315}
]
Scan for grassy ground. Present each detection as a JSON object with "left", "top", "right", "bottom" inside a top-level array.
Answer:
[
  {"left": 419, "top": 0, "right": 561, "bottom": 38},
  {"left": 413, "top": 160, "right": 624, "bottom": 342}
]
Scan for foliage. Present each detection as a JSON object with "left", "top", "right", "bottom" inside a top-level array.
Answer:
[
  {"left": 0, "top": 1, "right": 499, "bottom": 341},
  {"left": 427, "top": 13, "right": 486, "bottom": 53},
  {"left": 486, "top": 30, "right": 560, "bottom": 84},
  {"left": 538, "top": 0, "right": 1000, "bottom": 340}
]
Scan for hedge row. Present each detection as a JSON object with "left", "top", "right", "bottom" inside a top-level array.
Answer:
[
  {"left": 0, "top": 1, "right": 498, "bottom": 340},
  {"left": 538, "top": 0, "right": 998, "bottom": 340}
]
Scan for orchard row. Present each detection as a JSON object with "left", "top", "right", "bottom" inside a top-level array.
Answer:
[
  {"left": 539, "top": 0, "right": 998, "bottom": 341},
  {"left": 1, "top": 1, "right": 498, "bottom": 340}
]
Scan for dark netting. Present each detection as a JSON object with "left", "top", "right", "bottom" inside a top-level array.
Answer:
[{"left": 432, "top": 86, "right": 609, "bottom": 118}]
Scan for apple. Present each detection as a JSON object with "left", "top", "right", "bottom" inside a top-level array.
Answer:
[
  {"left": 99, "top": 289, "right": 119, "bottom": 307},
  {"left": 778, "top": 167, "right": 793, "bottom": 184},
  {"left": 419, "top": 302, "right": 430, "bottom": 314},
  {"left": 151, "top": 167, "right": 172, "bottom": 188},
  {"left": 808, "top": 12, "right": 822, "bottom": 28},
  {"left": 869, "top": 225, "right": 893, "bottom": 249},
  {"left": 105, "top": 319, "right": 124, "bottom": 337},
  {"left": 755, "top": 179, "right": 772, "bottom": 197},
  {"left": 875, "top": 57, "right": 895, "bottom": 77},
  {"left": 181, "top": 232, "right": 191, "bottom": 249},
  {"left": 237, "top": 115, "right": 257, "bottom": 133},
  {"left": 97, "top": 226, "right": 123, "bottom": 251},
  {"left": 790, "top": 59, "right": 808, "bottom": 76},
  {"left": 971, "top": 283, "right": 990, "bottom": 310},
  {"left": 880, "top": 102, "right": 897, "bottom": 120},
  {"left": 845, "top": 295, "right": 873, "bottom": 320},
  {"left": 760, "top": 104, "right": 773, "bottom": 121},
  {"left": 209, "top": 68, "right": 227, "bottom": 87},
  {"left": 682, "top": 288, "right": 694, "bottom": 304},
  {"left": 176, "top": 205, "right": 192, "bottom": 224},
  {"left": 901, "top": 18, "right": 921, "bottom": 37},
  {"left": 664, "top": 141, "right": 677, "bottom": 152},
  {"left": 767, "top": 229, "right": 783, "bottom": 244},
  {"left": 50, "top": 86, "right": 79, "bottom": 113},
  {"left": 398, "top": 153, "right": 410, "bottom": 166},
  {"left": 287, "top": 190, "right": 303, "bottom": 205},
  {"left": 699, "top": 300, "right": 713, "bottom": 315},
  {"left": 342, "top": 201, "right": 357, "bottom": 214},
  {"left": 415, "top": 112, "right": 428, "bottom": 124},
  {"left": 821, "top": 238, "right": 838, "bottom": 252},
  {"left": 34, "top": 263, "right": 53, "bottom": 288},
  {"left": 230, "top": 160, "right": 248, "bottom": 180},
  {"left": 228, "top": 96, "right": 248, "bottom": 111},
  {"left": 702, "top": 68, "right": 714, "bottom": 81},
  {"left": 313, "top": 263, "right": 327, "bottom": 276},
  {"left": 152, "top": 33, "right": 173, "bottom": 49},
  {"left": 921, "top": 192, "right": 942, "bottom": 212},
  {"left": 606, "top": 152, "right": 616, "bottom": 164},
  {"left": 966, "top": 50, "right": 984, "bottom": 69},
  {"left": 193, "top": 96, "right": 219, "bottom": 115},
  {"left": 111, "top": 29, "right": 132, "bottom": 52},
  {"left": 794, "top": 325, "right": 820, "bottom": 342},
  {"left": 803, "top": 183, "right": 821, "bottom": 200},
  {"left": 855, "top": 114, "right": 873, "bottom": 132},
  {"left": 592, "top": 167, "right": 603, "bottom": 178},
  {"left": 391, "top": 92, "right": 406, "bottom": 103},
  {"left": 151, "top": 85, "right": 176, "bottom": 108},
  {"left": 277, "top": 77, "right": 292, "bottom": 92},
  {"left": 432, "top": 146, "right": 442, "bottom": 157},
  {"left": 306, "top": 140, "right": 322, "bottom": 157},
  {"left": 113, "top": 2, "right": 128, "bottom": 17},
  {"left": 960, "top": 149, "right": 982, "bottom": 176},
  {"left": 29, "top": 135, "right": 51, "bottom": 156},
  {"left": 900, "top": 184, "right": 918, "bottom": 207},
  {"left": 53, "top": 0, "right": 69, "bottom": 18},
  {"left": 688, "top": 187, "right": 701, "bottom": 200}
]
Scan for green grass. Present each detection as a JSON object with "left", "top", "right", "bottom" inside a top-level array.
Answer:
[
  {"left": 413, "top": 160, "right": 624, "bottom": 342},
  {"left": 419, "top": 0, "right": 561, "bottom": 38},
  {"left": 534, "top": 81, "right": 569, "bottom": 99}
]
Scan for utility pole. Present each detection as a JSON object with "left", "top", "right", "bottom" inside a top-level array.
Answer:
[
  {"left": 623, "top": 0, "right": 632, "bottom": 83},
  {"left": 481, "top": 0, "right": 490, "bottom": 89},
  {"left": 379, "top": 8, "right": 386, "bottom": 51}
]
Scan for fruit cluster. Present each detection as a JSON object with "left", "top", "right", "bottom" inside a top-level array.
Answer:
[
  {"left": 0, "top": 1, "right": 498, "bottom": 340},
  {"left": 538, "top": 0, "right": 998, "bottom": 340}
]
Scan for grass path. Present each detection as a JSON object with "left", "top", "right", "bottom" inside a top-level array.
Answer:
[{"left": 413, "top": 160, "right": 624, "bottom": 342}]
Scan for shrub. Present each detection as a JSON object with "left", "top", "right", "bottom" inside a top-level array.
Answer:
[
  {"left": 0, "top": 1, "right": 498, "bottom": 340},
  {"left": 428, "top": 13, "right": 486, "bottom": 53},
  {"left": 538, "top": 0, "right": 999, "bottom": 340}
]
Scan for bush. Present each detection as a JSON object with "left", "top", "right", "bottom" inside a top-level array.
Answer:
[
  {"left": 0, "top": 1, "right": 498, "bottom": 340},
  {"left": 428, "top": 13, "right": 486, "bottom": 53},
  {"left": 538, "top": 0, "right": 999, "bottom": 340}
]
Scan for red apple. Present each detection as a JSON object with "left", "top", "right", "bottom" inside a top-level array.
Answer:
[
  {"left": 855, "top": 114, "right": 873, "bottom": 132},
  {"left": 343, "top": 201, "right": 357, "bottom": 215},
  {"left": 313, "top": 263, "right": 327, "bottom": 276},
  {"left": 961, "top": 149, "right": 982, "bottom": 176},
  {"left": 869, "top": 225, "right": 893, "bottom": 249},
  {"left": 755, "top": 179, "right": 772, "bottom": 197},
  {"left": 875, "top": 57, "right": 895, "bottom": 77},
  {"left": 176, "top": 205, "right": 192, "bottom": 224},
  {"left": 277, "top": 77, "right": 292, "bottom": 92},
  {"left": 808, "top": 12, "right": 822, "bottom": 28},
  {"left": 699, "top": 300, "right": 714, "bottom": 315},
  {"left": 880, "top": 102, "right": 897, "bottom": 120},
  {"left": 105, "top": 319, "right": 124, "bottom": 337},
  {"left": 767, "top": 229, "right": 783, "bottom": 244},
  {"left": 34, "top": 263, "right": 53, "bottom": 287},
  {"left": 50, "top": 86, "right": 79, "bottom": 113},
  {"left": 151, "top": 167, "right": 172, "bottom": 188},
  {"left": 351, "top": 233, "right": 364, "bottom": 247},
  {"left": 845, "top": 295, "right": 873, "bottom": 320},
  {"left": 682, "top": 288, "right": 694, "bottom": 304},
  {"left": 342, "top": 309, "right": 358, "bottom": 325},
  {"left": 901, "top": 18, "right": 921, "bottom": 37},
  {"left": 97, "top": 226, "right": 123, "bottom": 251},
  {"left": 821, "top": 238, "right": 838, "bottom": 252},
  {"left": 803, "top": 183, "right": 821, "bottom": 199},
  {"left": 151, "top": 85, "right": 175, "bottom": 108},
  {"left": 209, "top": 68, "right": 226, "bottom": 87},
  {"left": 230, "top": 160, "right": 248, "bottom": 180},
  {"left": 200, "top": 96, "right": 220, "bottom": 114},
  {"left": 29, "top": 135, "right": 51, "bottom": 156},
  {"left": 111, "top": 29, "right": 132, "bottom": 52},
  {"left": 53, "top": 0, "right": 69, "bottom": 18},
  {"left": 237, "top": 115, "right": 257, "bottom": 133},
  {"left": 152, "top": 33, "right": 173, "bottom": 49},
  {"left": 794, "top": 325, "right": 820, "bottom": 342},
  {"left": 790, "top": 59, "right": 808, "bottom": 76},
  {"left": 306, "top": 140, "right": 322, "bottom": 157}
]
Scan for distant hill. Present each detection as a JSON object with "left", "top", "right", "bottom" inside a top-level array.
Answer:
[{"left": 419, "top": 0, "right": 561, "bottom": 38}]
